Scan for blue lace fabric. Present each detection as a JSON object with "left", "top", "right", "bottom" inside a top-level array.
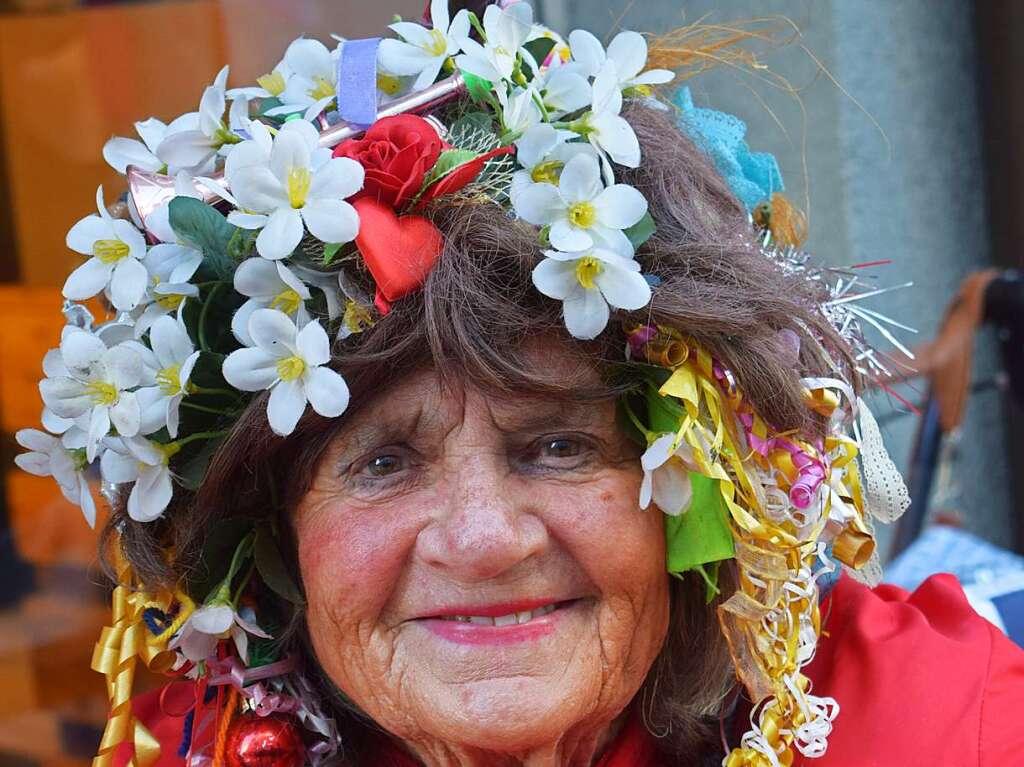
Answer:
[{"left": 673, "top": 87, "right": 784, "bottom": 213}]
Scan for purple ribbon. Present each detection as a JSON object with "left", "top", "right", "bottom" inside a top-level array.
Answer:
[{"left": 337, "top": 37, "right": 382, "bottom": 128}]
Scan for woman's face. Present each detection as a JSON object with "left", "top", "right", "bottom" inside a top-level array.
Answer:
[{"left": 292, "top": 348, "right": 670, "bottom": 760}]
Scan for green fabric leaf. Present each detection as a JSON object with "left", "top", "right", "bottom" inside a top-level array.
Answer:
[
  {"left": 188, "top": 516, "right": 254, "bottom": 601},
  {"left": 624, "top": 212, "right": 656, "bottom": 250},
  {"left": 321, "top": 242, "right": 343, "bottom": 266},
  {"left": 254, "top": 526, "right": 306, "bottom": 605},
  {"left": 664, "top": 472, "right": 735, "bottom": 575},
  {"left": 177, "top": 432, "right": 225, "bottom": 492},
  {"left": 423, "top": 148, "right": 481, "bottom": 188},
  {"left": 462, "top": 72, "right": 495, "bottom": 105},
  {"left": 168, "top": 197, "right": 239, "bottom": 280},
  {"left": 522, "top": 38, "right": 557, "bottom": 73}
]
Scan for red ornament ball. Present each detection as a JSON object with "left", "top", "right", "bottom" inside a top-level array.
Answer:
[{"left": 225, "top": 713, "right": 305, "bottom": 767}]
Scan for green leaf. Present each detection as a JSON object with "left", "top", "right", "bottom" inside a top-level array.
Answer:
[
  {"left": 168, "top": 197, "right": 239, "bottom": 280},
  {"left": 423, "top": 148, "right": 481, "bottom": 188},
  {"left": 177, "top": 432, "right": 225, "bottom": 491},
  {"left": 188, "top": 516, "right": 255, "bottom": 601},
  {"left": 254, "top": 526, "right": 305, "bottom": 605},
  {"left": 522, "top": 38, "right": 557, "bottom": 73},
  {"left": 645, "top": 380, "right": 685, "bottom": 432},
  {"left": 257, "top": 97, "right": 283, "bottom": 117},
  {"left": 625, "top": 212, "right": 656, "bottom": 250},
  {"left": 664, "top": 472, "right": 735, "bottom": 575},
  {"left": 321, "top": 242, "right": 343, "bottom": 266},
  {"left": 462, "top": 72, "right": 495, "bottom": 106}
]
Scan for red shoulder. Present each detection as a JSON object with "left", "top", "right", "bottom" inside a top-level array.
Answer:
[{"left": 799, "top": 574, "right": 1024, "bottom": 766}]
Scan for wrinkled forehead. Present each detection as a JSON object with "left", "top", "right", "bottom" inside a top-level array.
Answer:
[{"left": 338, "top": 338, "right": 617, "bottom": 442}]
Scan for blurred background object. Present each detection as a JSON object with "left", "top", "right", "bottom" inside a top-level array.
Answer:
[{"left": 1, "top": 0, "right": 1023, "bottom": 763}]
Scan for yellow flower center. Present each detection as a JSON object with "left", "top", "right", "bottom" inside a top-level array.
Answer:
[
  {"left": 155, "top": 441, "right": 181, "bottom": 465},
  {"left": 426, "top": 28, "right": 448, "bottom": 57},
  {"left": 568, "top": 201, "right": 597, "bottom": 229},
  {"left": 86, "top": 381, "right": 119, "bottom": 406},
  {"left": 343, "top": 299, "right": 375, "bottom": 335},
  {"left": 309, "top": 75, "right": 336, "bottom": 101},
  {"left": 575, "top": 256, "right": 603, "bottom": 290},
  {"left": 276, "top": 355, "right": 306, "bottom": 382},
  {"left": 156, "top": 365, "right": 182, "bottom": 396},
  {"left": 377, "top": 72, "right": 403, "bottom": 96},
  {"left": 531, "top": 160, "right": 564, "bottom": 185},
  {"left": 155, "top": 293, "right": 187, "bottom": 311},
  {"left": 93, "top": 239, "right": 130, "bottom": 264},
  {"left": 270, "top": 288, "right": 302, "bottom": 315},
  {"left": 287, "top": 167, "right": 312, "bottom": 209},
  {"left": 257, "top": 70, "right": 286, "bottom": 96}
]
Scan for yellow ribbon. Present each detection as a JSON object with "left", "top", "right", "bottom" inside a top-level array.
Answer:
[{"left": 91, "top": 549, "right": 194, "bottom": 767}]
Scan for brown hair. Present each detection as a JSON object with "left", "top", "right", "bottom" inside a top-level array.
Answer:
[{"left": 105, "top": 101, "right": 851, "bottom": 763}]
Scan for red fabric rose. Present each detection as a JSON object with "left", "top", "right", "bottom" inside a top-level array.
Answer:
[{"left": 333, "top": 115, "right": 444, "bottom": 210}]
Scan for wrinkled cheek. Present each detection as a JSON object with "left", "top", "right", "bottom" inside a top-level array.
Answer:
[{"left": 295, "top": 503, "right": 415, "bottom": 679}]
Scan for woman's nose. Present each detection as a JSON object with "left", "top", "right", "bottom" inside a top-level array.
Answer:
[{"left": 414, "top": 458, "right": 549, "bottom": 582}]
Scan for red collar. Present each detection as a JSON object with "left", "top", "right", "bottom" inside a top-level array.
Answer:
[{"left": 373, "top": 710, "right": 662, "bottom": 767}]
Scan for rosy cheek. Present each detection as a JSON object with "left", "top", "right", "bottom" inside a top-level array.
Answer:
[{"left": 296, "top": 497, "right": 421, "bottom": 623}]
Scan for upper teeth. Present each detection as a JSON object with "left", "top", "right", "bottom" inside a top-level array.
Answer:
[{"left": 440, "top": 603, "right": 558, "bottom": 625}]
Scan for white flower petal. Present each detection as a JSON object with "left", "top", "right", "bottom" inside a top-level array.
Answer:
[
  {"left": 135, "top": 117, "right": 168, "bottom": 154},
  {"left": 233, "top": 257, "right": 282, "bottom": 298},
  {"left": 109, "top": 257, "right": 148, "bottom": 311},
  {"left": 222, "top": 347, "right": 280, "bottom": 391},
  {"left": 248, "top": 308, "right": 298, "bottom": 353},
  {"left": 593, "top": 184, "right": 647, "bottom": 228},
  {"left": 156, "top": 130, "right": 217, "bottom": 172},
  {"left": 227, "top": 211, "right": 270, "bottom": 230},
  {"left": 231, "top": 166, "right": 289, "bottom": 213},
  {"left": 641, "top": 434, "right": 677, "bottom": 472},
  {"left": 562, "top": 286, "right": 610, "bottom": 340},
  {"left": 101, "top": 448, "right": 141, "bottom": 484},
  {"left": 531, "top": 258, "right": 579, "bottom": 300},
  {"left": 283, "top": 38, "right": 333, "bottom": 80},
  {"left": 66, "top": 215, "right": 113, "bottom": 255},
  {"left": 652, "top": 462, "right": 693, "bottom": 516},
  {"left": 150, "top": 315, "right": 193, "bottom": 368},
  {"left": 63, "top": 257, "right": 112, "bottom": 302},
  {"left": 61, "top": 329, "right": 107, "bottom": 375},
  {"left": 127, "top": 464, "right": 173, "bottom": 522},
  {"left": 379, "top": 39, "right": 437, "bottom": 77},
  {"left": 295, "top": 319, "right": 330, "bottom": 367},
  {"left": 103, "top": 137, "right": 161, "bottom": 174},
  {"left": 267, "top": 377, "right": 307, "bottom": 436},
  {"left": 269, "top": 129, "right": 312, "bottom": 187},
  {"left": 255, "top": 208, "right": 304, "bottom": 260},
  {"left": 631, "top": 69, "right": 675, "bottom": 86},
  {"left": 606, "top": 31, "right": 647, "bottom": 82},
  {"left": 303, "top": 366, "right": 349, "bottom": 418},
  {"left": 569, "top": 29, "right": 606, "bottom": 77},
  {"left": 550, "top": 220, "right": 593, "bottom": 252},
  {"left": 557, "top": 153, "right": 603, "bottom": 204},
  {"left": 301, "top": 199, "right": 359, "bottom": 245},
  {"left": 594, "top": 258, "right": 651, "bottom": 310},
  {"left": 192, "top": 603, "right": 236, "bottom": 635},
  {"left": 136, "top": 386, "right": 169, "bottom": 436},
  {"left": 309, "top": 157, "right": 364, "bottom": 201},
  {"left": 109, "top": 392, "right": 141, "bottom": 437},
  {"left": 513, "top": 183, "right": 564, "bottom": 225},
  {"left": 39, "top": 379, "right": 91, "bottom": 419},
  {"left": 590, "top": 112, "right": 640, "bottom": 168}
]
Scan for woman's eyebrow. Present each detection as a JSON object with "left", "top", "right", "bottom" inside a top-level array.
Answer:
[{"left": 490, "top": 400, "right": 608, "bottom": 434}]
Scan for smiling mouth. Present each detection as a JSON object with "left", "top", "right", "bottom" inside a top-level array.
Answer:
[{"left": 422, "top": 599, "right": 581, "bottom": 627}]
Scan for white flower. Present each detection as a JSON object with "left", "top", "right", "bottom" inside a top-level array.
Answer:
[
  {"left": 270, "top": 38, "right": 341, "bottom": 121},
  {"left": 102, "top": 116, "right": 191, "bottom": 175},
  {"left": 454, "top": 2, "right": 534, "bottom": 83},
  {"left": 511, "top": 124, "right": 596, "bottom": 201},
  {"left": 222, "top": 309, "right": 350, "bottom": 436},
  {"left": 63, "top": 186, "right": 149, "bottom": 311},
  {"left": 568, "top": 29, "right": 674, "bottom": 90},
  {"left": 15, "top": 428, "right": 96, "bottom": 527},
  {"left": 639, "top": 433, "right": 697, "bottom": 516},
  {"left": 172, "top": 601, "right": 271, "bottom": 663},
  {"left": 39, "top": 328, "right": 143, "bottom": 460},
  {"left": 226, "top": 121, "right": 364, "bottom": 261},
  {"left": 578, "top": 61, "right": 641, "bottom": 171},
  {"left": 497, "top": 85, "right": 543, "bottom": 135},
  {"left": 132, "top": 315, "right": 200, "bottom": 438},
  {"left": 378, "top": 0, "right": 470, "bottom": 91},
  {"left": 514, "top": 153, "right": 647, "bottom": 254},
  {"left": 132, "top": 240, "right": 202, "bottom": 339},
  {"left": 532, "top": 247, "right": 651, "bottom": 340},
  {"left": 537, "top": 63, "right": 591, "bottom": 115},
  {"left": 99, "top": 436, "right": 176, "bottom": 523},
  {"left": 227, "top": 59, "right": 292, "bottom": 101},
  {"left": 145, "top": 171, "right": 203, "bottom": 245},
  {"left": 231, "top": 258, "right": 312, "bottom": 346},
  {"left": 156, "top": 67, "right": 249, "bottom": 174}
]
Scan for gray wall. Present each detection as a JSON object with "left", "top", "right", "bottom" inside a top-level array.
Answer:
[{"left": 536, "top": 0, "right": 1013, "bottom": 555}]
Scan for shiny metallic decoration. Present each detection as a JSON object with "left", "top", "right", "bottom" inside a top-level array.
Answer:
[
  {"left": 127, "top": 74, "right": 467, "bottom": 226},
  {"left": 225, "top": 713, "right": 306, "bottom": 767}
]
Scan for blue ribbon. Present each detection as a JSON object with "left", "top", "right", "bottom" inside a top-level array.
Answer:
[{"left": 337, "top": 37, "right": 382, "bottom": 128}]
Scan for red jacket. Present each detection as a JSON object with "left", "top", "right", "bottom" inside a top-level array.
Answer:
[{"left": 118, "top": 574, "right": 1024, "bottom": 766}]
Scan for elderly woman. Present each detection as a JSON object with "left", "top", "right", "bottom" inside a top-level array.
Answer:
[{"left": 17, "top": 1, "right": 1024, "bottom": 766}]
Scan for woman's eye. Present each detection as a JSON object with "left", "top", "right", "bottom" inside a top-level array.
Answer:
[
  {"left": 542, "top": 438, "right": 582, "bottom": 458},
  {"left": 365, "top": 454, "right": 404, "bottom": 477}
]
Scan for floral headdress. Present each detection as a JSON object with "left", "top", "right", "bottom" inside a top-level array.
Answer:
[{"left": 15, "top": 2, "right": 909, "bottom": 765}]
